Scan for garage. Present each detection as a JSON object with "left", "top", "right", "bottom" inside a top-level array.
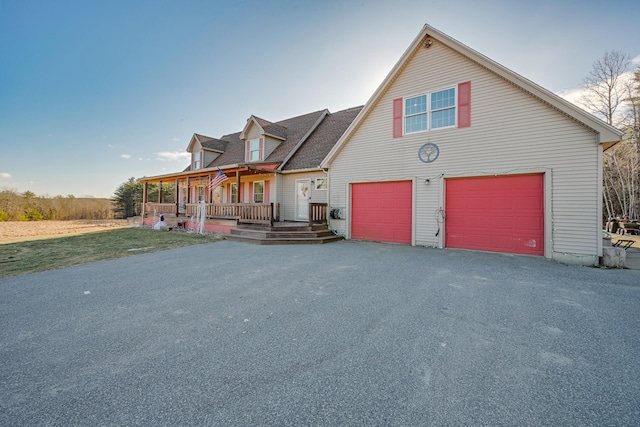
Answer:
[
  {"left": 445, "top": 174, "right": 544, "bottom": 255},
  {"left": 351, "top": 181, "right": 412, "bottom": 244}
]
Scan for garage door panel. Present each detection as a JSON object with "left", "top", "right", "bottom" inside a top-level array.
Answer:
[
  {"left": 446, "top": 174, "right": 544, "bottom": 255},
  {"left": 351, "top": 181, "right": 412, "bottom": 244}
]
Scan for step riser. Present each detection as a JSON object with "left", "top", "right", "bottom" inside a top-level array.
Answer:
[
  {"left": 236, "top": 225, "right": 327, "bottom": 232},
  {"left": 225, "top": 235, "right": 343, "bottom": 245},
  {"left": 230, "top": 230, "right": 335, "bottom": 239}
]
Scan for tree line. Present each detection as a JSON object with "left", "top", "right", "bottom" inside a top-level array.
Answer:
[
  {"left": 0, "top": 190, "right": 115, "bottom": 221},
  {"left": 0, "top": 178, "right": 173, "bottom": 221}
]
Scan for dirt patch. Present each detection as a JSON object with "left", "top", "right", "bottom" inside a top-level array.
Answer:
[{"left": 0, "top": 220, "right": 132, "bottom": 244}]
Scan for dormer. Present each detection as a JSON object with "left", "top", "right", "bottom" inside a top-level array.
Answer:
[
  {"left": 186, "top": 133, "right": 228, "bottom": 170},
  {"left": 240, "top": 116, "right": 287, "bottom": 163}
]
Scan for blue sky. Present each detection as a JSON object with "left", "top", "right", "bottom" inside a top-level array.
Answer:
[{"left": 1, "top": 0, "right": 639, "bottom": 198}]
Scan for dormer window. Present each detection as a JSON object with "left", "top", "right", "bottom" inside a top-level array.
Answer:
[
  {"left": 193, "top": 151, "right": 202, "bottom": 169},
  {"left": 246, "top": 137, "right": 263, "bottom": 162}
]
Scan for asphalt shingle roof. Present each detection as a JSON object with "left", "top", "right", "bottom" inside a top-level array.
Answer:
[
  {"left": 282, "top": 106, "right": 363, "bottom": 171},
  {"left": 183, "top": 107, "right": 360, "bottom": 172}
]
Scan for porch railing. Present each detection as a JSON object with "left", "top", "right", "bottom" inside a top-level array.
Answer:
[
  {"left": 238, "top": 203, "right": 275, "bottom": 226},
  {"left": 143, "top": 203, "right": 177, "bottom": 216},
  {"left": 143, "top": 202, "right": 280, "bottom": 225},
  {"left": 309, "top": 203, "right": 328, "bottom": 226}
]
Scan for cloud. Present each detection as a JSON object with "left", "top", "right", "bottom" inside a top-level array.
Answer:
[
  {"left": 155, "top": 151, "right": 190, "bottom": 161},
  {"left": 556, "top": 87, "right": 585, "bottom": 106},
  {"left": 0, "top": 172, "right": 11, "bottom": 179},
  {"left": 631, "top": 54, "right": 640, "bottom": 65},
  {"left": 107, "top": 144, "right": 114, "bottom": 148},
  {"left": 172, "top": 137, "right": 181, "bottom": 142},
  {"left": 121, "top": 154, "right": 131, "bottom": 159}
]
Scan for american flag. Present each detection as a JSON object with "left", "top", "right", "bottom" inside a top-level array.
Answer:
[{"left": 207, "top": 169, "right": 229, "bottom": 190}]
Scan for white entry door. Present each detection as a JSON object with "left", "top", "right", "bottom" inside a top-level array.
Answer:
[{"left": 295, "top": 179, "right": 311, "bottom": 221}]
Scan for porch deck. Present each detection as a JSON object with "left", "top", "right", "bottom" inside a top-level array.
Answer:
[{"left": 142, "top": 202, "right": 339, "bottom": 244}]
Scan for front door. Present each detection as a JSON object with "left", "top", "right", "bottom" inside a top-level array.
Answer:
[{"left": 295, "top": 179, "right": 310, "bottom": 221}]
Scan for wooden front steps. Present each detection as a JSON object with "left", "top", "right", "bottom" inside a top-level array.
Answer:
[{"left": 226, "top": 222, "right": 343, "bottom": 245}]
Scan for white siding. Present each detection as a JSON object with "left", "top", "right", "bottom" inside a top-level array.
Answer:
[
  {"left": 328, "top": 42, "right": 600, "bottom": 264},
  {"left": 264, "top": 136, "right": 281, "bottom": 159},
  {"left": 281, "top": 172, "right": 329, "bottom": 221}
]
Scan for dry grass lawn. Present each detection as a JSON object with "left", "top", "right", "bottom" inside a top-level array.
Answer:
[{"left": 0, "top": 222, "right": 220, "bottom": 278}]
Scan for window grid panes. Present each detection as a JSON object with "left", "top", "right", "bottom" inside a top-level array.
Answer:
[
  {"left": 404, "top": 88, "right": 456, "bottom": 134},
  {"left": 431, "top": 88, "right": 456, "bottom": 129},
  {"left": 253, "top": 181, "right": 264, "bottom": 203},
  {"left": 250, "top": 139, "right": 260, "bottom": 161},
  {"left": 231, "top": 184, "right": 237, "bottom": 203},
  {"left": 405, "top": 95, "right": 427, "bottom": 133}
]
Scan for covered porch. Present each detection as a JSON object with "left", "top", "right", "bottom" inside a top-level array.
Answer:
[
  {"left": 140, "top": 165, "right": 329, "bottom": 231},
  {"left": 142, "top": 201, "right": 328, "bottom": 228}
]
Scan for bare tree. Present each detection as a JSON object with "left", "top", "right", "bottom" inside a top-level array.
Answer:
[
  {"left": 579, "top": 51, "right": 640, "bottom": 222},
  {"left": 580, "top": 50, "right": 631, "bottom": 126}
]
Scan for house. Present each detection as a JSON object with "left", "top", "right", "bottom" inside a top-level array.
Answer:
[
  {"left": 140, "top": 106, "right": 362, "bottom": 240},
  {"left": 321, "top": 24, "right": 623, "bottom": 266}
]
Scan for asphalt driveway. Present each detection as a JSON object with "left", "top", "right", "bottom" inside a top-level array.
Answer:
[{"left": 1, "top": 240, "right": 639, "bottom": 426}]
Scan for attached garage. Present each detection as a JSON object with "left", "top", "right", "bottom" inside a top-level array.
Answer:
[
  {"left": 445, "top": 174, "right": 544, "bottom": 255},
  {"left": 351, "top": 181, "right": 412, "bottom": 244}
]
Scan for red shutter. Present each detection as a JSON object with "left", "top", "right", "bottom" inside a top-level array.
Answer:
[
  {"left": 245, "top": 141, "right": 250, "bottom": 162},
  {"left": 264, "top": 180, "right": 270, "bottom": 203},
  {"left": 393, "top": 98, "right": 403, "bottom": 138},
  {"left": 249, "top": 182, "right": 254, "bottom": 202},
  {"left": 227, "top": 185, "right": 231, "bottom": 203},
  {"left": 458, "top": 81, "right": 471, "bottom": 128},
  {"left": 259, "top": 137, "right": 264, "bottom": 160}
]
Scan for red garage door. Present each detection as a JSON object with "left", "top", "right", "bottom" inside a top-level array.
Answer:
[
  {"left": 351, "top": 181, "right": 412, "bottom": 244},
  {"left": 445, "top": 174, "right": 544, "bottom": 255}
]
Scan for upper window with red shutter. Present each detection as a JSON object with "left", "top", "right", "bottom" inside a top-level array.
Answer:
[
  {"left": 245, "top": 137, "right": 264, "bottom": 162},
  {"left": 393, "top": 81, "right": 470, "bottom": 137}
]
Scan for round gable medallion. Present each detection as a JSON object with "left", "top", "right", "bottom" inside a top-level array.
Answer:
[{"left": 418, "top": 143, "right": 440, "bottom": 163}]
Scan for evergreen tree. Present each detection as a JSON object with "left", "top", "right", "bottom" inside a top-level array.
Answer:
[{"left": 112, "top": 177, "right": 143, "bottom": 218}]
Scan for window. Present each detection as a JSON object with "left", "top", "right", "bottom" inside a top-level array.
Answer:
[
  {"left": 405, "top": 95, "right": 427, "bottom": 133},
  {"left": 230, "top": 184, "right": 237, "bottom": 203},
  {"left": 250, "top": 139, "right": 260, "bottom": 161},
  {"left": 404, "top": 87, "right": 456, "bottom": 134},
  {"left": 197, "top": 186, "right": 204, "bottom": 202},
  {"left": 431, "top": 88, "right": 456, "bottom": 129},
  {"left": 253, "top": 181, "right": 264, "bottom": 203},
  {"left": 315, "top": 177, "right": 327, "bottom": 190},
  {"left": 193, "top": 152, "right": 201, "bottom": 169}
]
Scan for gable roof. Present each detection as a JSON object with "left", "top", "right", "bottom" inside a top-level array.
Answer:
[
  {"left": 179, "top": 108, "right": 360, "bottom": 172},
  {"left": 240, "top": 115, "right": 288, "bottom": 141},
  {"left": 187, "top": 133, "right": 228, "bottom": 153},
  {"left": 321, "top": 24, "right": 624, "bottom": 168}
]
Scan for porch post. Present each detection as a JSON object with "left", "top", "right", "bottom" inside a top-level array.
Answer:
[
  {"left": 175, "top": 178, "right": 179, "bottom": 216},
  {"left": 159, "top": 180, "right": 163, "bottom": 204},
  {"left": 236, "top": 171, "right": 242, "bottom": 203},
  {"left": 142, "top": 182, "right": 148, "bottom": 219},
  {"left": 187, "top": 177, "right": 191, "bottom": 204}
]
